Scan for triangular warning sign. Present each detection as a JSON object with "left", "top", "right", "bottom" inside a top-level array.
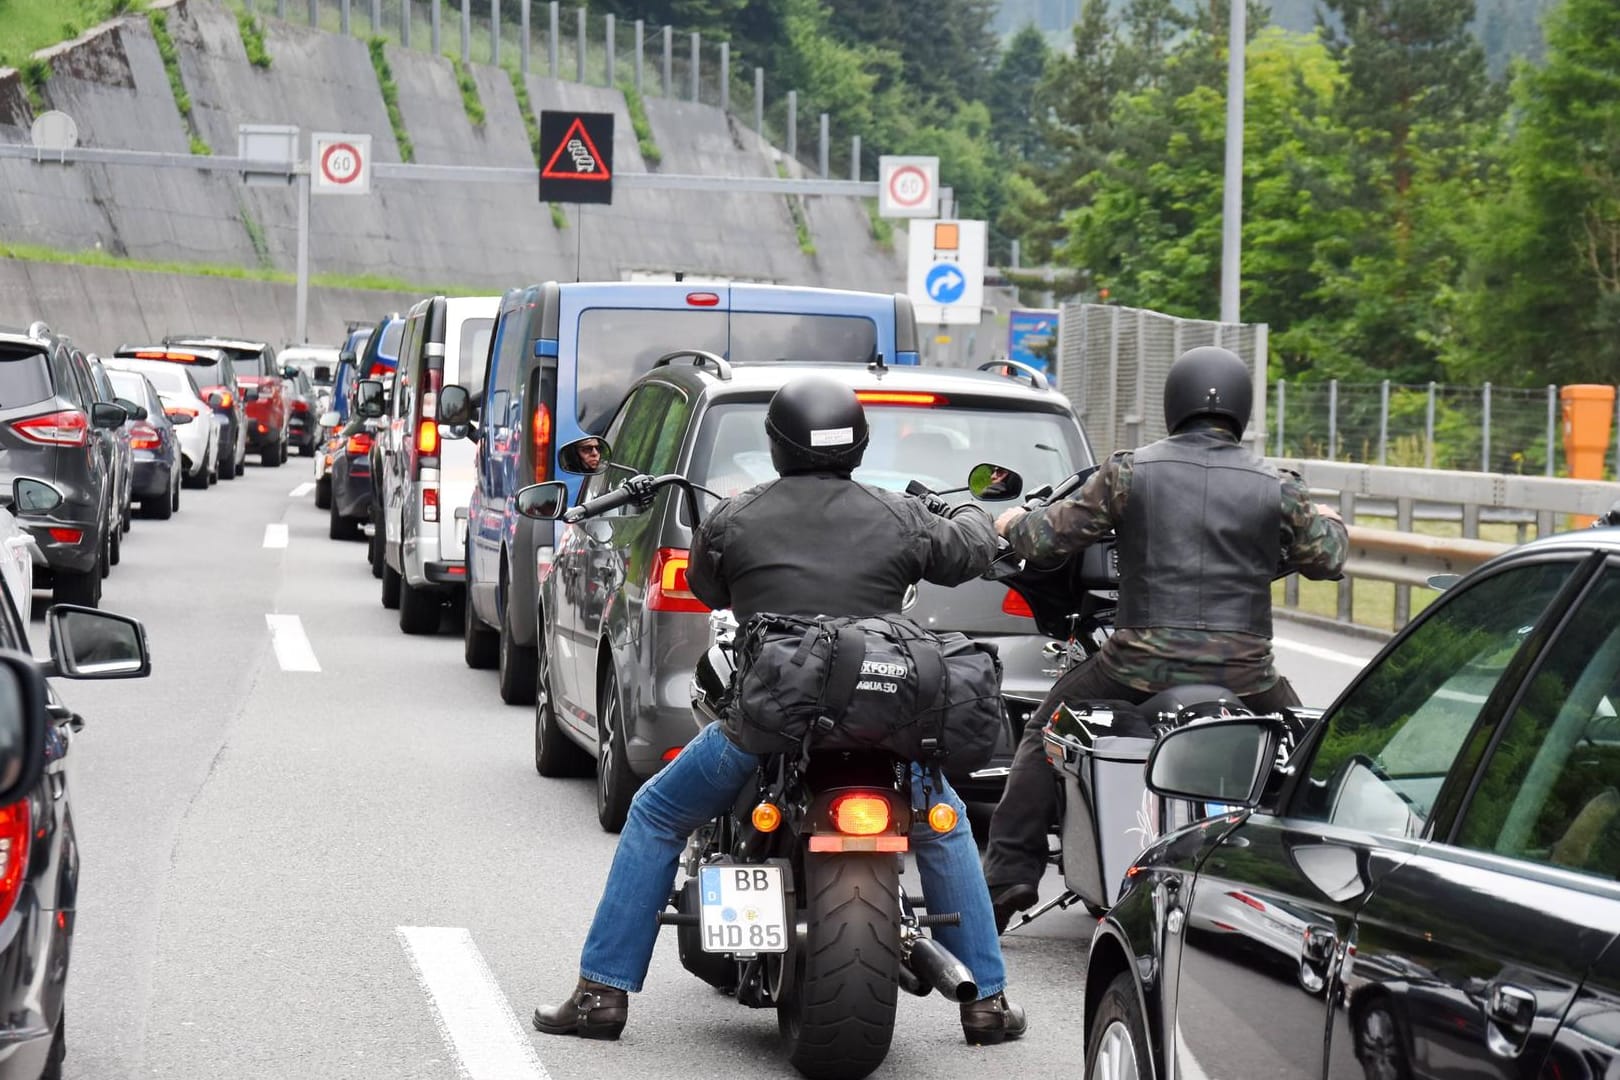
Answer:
[{"left": 542, "top": 117, "right": 612, "bottom": 181}]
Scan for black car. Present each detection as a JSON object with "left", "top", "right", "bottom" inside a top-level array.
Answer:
[
  {"left": 104, "top": 369, "right": 184, "bottom": 521},
  {"left": 84, "top": 356, "right": 134, "bottom": 555},
  {"left": 0, "top": 325, "right": 126, "bottom": 608},
  {"left": 1082, "top": 527, "right": 1620, "bottom": 1079},
  {"left": 113, "top": 345, "right": 247, "bottom": 481}
]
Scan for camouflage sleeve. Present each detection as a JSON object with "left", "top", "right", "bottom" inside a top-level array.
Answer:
[
  {"left": 1279, "top": 471, "right": 1348, "bottom": 581},
  {"left": 1006, "top": 452, "right": 1131, "bottom": 563}
]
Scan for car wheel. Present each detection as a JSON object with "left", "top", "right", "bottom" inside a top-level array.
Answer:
[
  {"left": 535, "top": 633, "right": 591, "bottom": 777},
  {"left": 218, "top": 442, "right": 235, "bottom": 481},
  {"left": 368, "top": 513, "right": 385, "bottom": 579},
  {"left": 1086, "top": 972, "right": 1153, "bottom": 1080},
  {"left": 102, "top": 527, "right": 114, "bottom": 576},
  {"left": 53, "top": 566, "right": 99, "bottom": 609},
  {"left": 173, "top": 474, "right": 181, "bottom": 512},
  {"left": 207, "top": 449, "right": 219, "bottom": 485},
  {"left": 463, "top": 593, "right": 498, "bottom": 670},
  {"left": 1357, "top": 1001, "right": 1411, "bottom": 1080},
  {"left": 40, "top": 1007, "right": 64, "bottom": 1080},
  {"left": 381, "top": 561, "right": 401, "bottom": 610},
  {"left": 398, "top": 578, "right": 440, "bottom": 635},
  {"left": 595, "top": 673, "right": 639, "bottom": 832},
  {"left": 328, "top": 499, "right": 359, "bottom": 541},
  {"left": 497, "top": 577, "right": 537, "bottom": 706},
  {"left": 314, "top": 476, "right": 331, "bottom": 509},
  {"left": 143, "top": 482, "right": 174, "bottom": 521},
  {"left": 121, "top": 504, "right": 131, "bottom": 535}
]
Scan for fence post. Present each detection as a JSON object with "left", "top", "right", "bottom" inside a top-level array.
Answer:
[
  {"left": 461, "top": 0, "right": 471, "bottom": 64},
  {"left": 1337, "top": 490, "right": 1355, "bottom": 622},
  {"left": 754, "top": 67, "right": 764, "bottom": 134},
  {"left": 549, "top": 2, "right": 559, "bottom": 76},
  {"left": 818, "top": 113, "right": 829, "bottom": 178},
  {"left": 1394, "top": 496, "right": 1414, "bottom": 628},
  {"left": 402, "top": 0, "right": 411, "bottom": 48},
  {"left": 1107, "top": 306, "right": 1122, "bottom": 455},
  {"left": 309, "top": 0, "right": 317, "bottom": 28},
  {"left": 786, "top": 91, "right": 797, "bottom": 161},
  {"left": 689, "top": 32, "right": 700, "bottom": 102},
  {"left": 431, "top": 0, "right": 441, "bottom": 52},
  {"left": 604, "top": 14, "right": 614, "bottom": 87},
  {"left": 1546, "top": 384, "right": 1557, "bottom": 477},
  {"left": 1482, "top": 381, "right": 1492, "bottom": 473},
  {"left": 1425, "top": 381, "right": 1437, "bottom": 469},
  {"left": 520, "top": 0, "right": 530, "bottom": 74},
  {"left": 633, "top": 20, "right": 643, "bottom": 95},
  {"left": 492, "top": 0, "right": 502, "bottom": 66},
  {"left": 662, "top": 26, "right": 672, "bottom": 97},
  {"left": 1275, "top": 380, "right": 1285, "bottom": 456},
  {"left": 850, "top": 135, "right": 860, "bottom": 181},
  {"left": 340, "top": 0, "right": 350, "bottom": 34},
  {"left": 277, "top": 0, "right": 285, "bottom": 19},
  {"left": 1328, "top": 378, "right": 1339, "bottom": 460},
  {"left": 1378, "top": 379, "right": 1390, "bottom": 465},
  {"left": 576, "top": 6, "right": 586, "bottom": 82},
  {"left": 371, "top": 0, "right": 380, "bottom": 33},
  {"left": 719, "top": 42, "right": 729, "bottom": 114}
]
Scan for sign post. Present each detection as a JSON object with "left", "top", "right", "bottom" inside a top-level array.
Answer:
[
  {"left": 878, "top": 155, "right": 938, "bottom": 219},
  {"left": 538, "top": 110, "right": 615, "bottom": 280},
  {"left": 907, "top": 219, "right": 987, "bottom": 327}
]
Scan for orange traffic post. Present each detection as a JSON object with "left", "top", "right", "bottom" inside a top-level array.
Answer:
[{"left": 1560, "top": 385, "right": 1616, "bottom": 526}]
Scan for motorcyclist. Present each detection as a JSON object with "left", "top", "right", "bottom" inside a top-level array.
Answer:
[
  {"left": 534, "top": 376, "right": 1028, "bottom": 1046},
  {"left": 983, "top": 346, "right": 1349, "bottom": 931}
]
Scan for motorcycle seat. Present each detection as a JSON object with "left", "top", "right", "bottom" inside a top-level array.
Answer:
[{"left": 1137, "top": 684, "right": 1239, "bottom": 719}]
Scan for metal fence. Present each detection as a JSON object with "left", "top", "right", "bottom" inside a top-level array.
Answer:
[{"left": 1056, "top": 302, "right": 1270, "bottom": 458}]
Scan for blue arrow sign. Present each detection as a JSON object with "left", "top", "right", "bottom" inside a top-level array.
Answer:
[{"left": 925, "top": 263, "right": 967, "bottom": 304}]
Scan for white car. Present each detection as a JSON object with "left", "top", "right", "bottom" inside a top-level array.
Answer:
[
  {"left": 103, "top": 359, "right": 220, "bottom": 488},
  {"left": 0, "top": 478, "right": 61, "bottom": 627}
]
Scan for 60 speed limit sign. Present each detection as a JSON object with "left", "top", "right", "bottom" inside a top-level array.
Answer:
[
  {"left": 878, "top": 155, "right": 939, "bottom": 219},
  {"left": 312, "top": 132, "right": 371, "bottom": 196}
]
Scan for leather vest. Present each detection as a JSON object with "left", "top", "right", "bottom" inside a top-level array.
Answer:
[{"left": 1115, "top": 430, "right": 1280, "bottom": 637}]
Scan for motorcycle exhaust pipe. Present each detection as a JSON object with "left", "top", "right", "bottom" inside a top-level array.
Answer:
[{"left": 907, "top": 936, "right": 978, "bottom": 1003}]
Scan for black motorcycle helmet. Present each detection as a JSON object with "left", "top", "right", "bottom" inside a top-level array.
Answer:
[
  {"left": 1163, "top": 346, "right": 1252, "bottom": 437},
  {"left": 765, "top": 376, "right": 870, "bottom": 476}
]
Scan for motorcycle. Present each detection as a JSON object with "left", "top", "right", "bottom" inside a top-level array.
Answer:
[{"left": 516, "top": 463, "right": 1025, "bottom": 1080}]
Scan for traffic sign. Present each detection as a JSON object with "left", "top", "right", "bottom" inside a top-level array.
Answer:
[
  {"left": 878, "top": 155, "right": 939, "bottom": 218},
  {"left": 1007, "top": 308, "right": 1060, "bottom": 376},
  {"left": 539, "top": 110, "right": 614, "bottom": 205},
  {"left": 907, "top": 219, "right": 986, "bottom": 325},
  {"left": 311, "top": 132, "right": 371, "bottom": 196}
]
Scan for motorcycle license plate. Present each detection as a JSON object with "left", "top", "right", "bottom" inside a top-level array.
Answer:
[{"left": 698, "top": 865, "right": 788, "bottom": 953}]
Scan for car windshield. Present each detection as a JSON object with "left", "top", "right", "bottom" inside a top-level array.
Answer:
[
  {"left": 0, "top": 346, "right": 54, "bottom": 409},
  {"left": 686, "top": 401, "right": 1089, "bottom": 505}
]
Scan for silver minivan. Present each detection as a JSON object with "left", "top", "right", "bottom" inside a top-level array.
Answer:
[{"left": 372, "top": 295, "right": 499, "bottom": 633}]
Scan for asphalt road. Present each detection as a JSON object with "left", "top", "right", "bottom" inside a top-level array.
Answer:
[{"left": 47, "top": 462, "right": 1380, "bottom": 1080}]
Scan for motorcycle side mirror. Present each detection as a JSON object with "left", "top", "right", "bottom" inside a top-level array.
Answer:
[
  {"left": 967, "top": 463, "right": 1023, "bottom": 501},
  {"left": 514, "top": 481, "right": 570, "bottom": 520},
  {"left": 438, "top": 384, "right": 472, "bottom": 426},
  {"left": 558, "top": 436, "right": 610, "bottom": 475}
]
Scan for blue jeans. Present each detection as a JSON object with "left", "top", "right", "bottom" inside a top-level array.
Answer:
[{"left": 579, "top": 722, "right": 1008, "bottom": 1000}]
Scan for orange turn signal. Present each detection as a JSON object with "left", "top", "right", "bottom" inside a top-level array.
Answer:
[
  {"left": 927, "top": 803, "right": 959, "bottom": 834},
  {"left": 751, "top": 803, "right": 783, "bottom": 833}
]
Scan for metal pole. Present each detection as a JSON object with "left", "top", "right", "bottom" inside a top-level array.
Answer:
[
  {"left": 277, "top": 0, "right": 285, "bottom": 19},
  {"left": 402, "top": 0, "right": 411, "bottom": 48},
  {"left": 634, "top": 21, "right": 643, "bottom": 95},
  {"left": 492, "top": 0, "right": 501, "bottom": 66},
  {"left": 818, "top": 113, "right": 828, "bottom": 178},
  {"left": 576, "top": 6, "right": 585, "bottom": 83},
  {"left": 431, "top": 0, "right": 441, "bottom": 54},
  {"left": 850, "top": 135, "right": 860, "bottom": 182},
  {"left": 1482, "top": 381, "right": 1492, "bottom": 472},
  {"left": 549, "top": 2, "right": 559, "bottom": 76},
  {"left": 1426, "top": 381, "right": 1437, "bottom": 469},
  {"left": 461, "top": 0, "right": 471, "bottom": 65},
  {"left": 1010, "top": 237, "right": 1021, "bottom": 269},
  {"left": 1328, "top": 379, "right": 1338, "bottom": 460},
  {"left": 295, "top": 171, "right": 310, "bottom": 345},
  {"left": 604, "top": 14, "right": 614, "bottom": 87},
  {"left": 1219, "top": 1, "right": 1246, "bottom": 324},
  {"left": 1379, "top": 379, "right": 1390, "bottom": 465},
  {"left": 309, "top": 0, "right": 317, "bottom": 28},
  {"left": 753, "top": 67, "right": 764, "bottom": 134},
  {"left": 521, "top": 0, "right": 530, "bottom": 75},
  {"left": 1547, "top": 384, "right": 1557, "bottom": 476},
  {"left": 662, "top": 26, "right": 672, "bottom": 97},
  {"left": 720, "top": 42, "right": 729, "bottom": 114},
  {"left": 340, "top": 0, "right": 351, "bottom": 35},
  {"left": 371, "top": 0, "right": 380, "bottom": 33},
  {"left": 786, "top": 90, "right": 797, "bottom": 161},
  {"left": 689, "top": 32, "right": 699, "bottom": 102},
  {"left": 1276, "top": 380, "right": 1285, "bottom": 456}
]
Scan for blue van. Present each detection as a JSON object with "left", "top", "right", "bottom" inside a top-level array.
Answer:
[{"left": 452, "top": 282, "right": 920, "bottom": 704}]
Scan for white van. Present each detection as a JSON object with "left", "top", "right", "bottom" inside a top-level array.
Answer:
[{"left": 372, "top": 295, "right": 500, "bottom": 633}]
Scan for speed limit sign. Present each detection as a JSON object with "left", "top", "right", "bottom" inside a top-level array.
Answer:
[
  {"left": 312, "top": 132, "right": 371, "bottom": 196},
  {"left": 878, "top": 155, "right": 938, "bottom": 219}
]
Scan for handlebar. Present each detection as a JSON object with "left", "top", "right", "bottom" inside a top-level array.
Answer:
[{"left": 562, "top": 473, "right": 718, "bottom": 526}]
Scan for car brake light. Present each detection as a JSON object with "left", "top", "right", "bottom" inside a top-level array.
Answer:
[
  {"left": 346, "top": 433, "right": 373, "bottom": 455},
  {"left": 686, "top": 292, "right": 721, "bottom": 307},
  {"left": 133, "top": 350, "right": 206, "bottom": 362},
  {"left": 830, "top": 793, "right": 891, "bottom": 836},
  {"left": 532, "top": 403, "right": 551, "bottom": 484},
  {"left": 648, "top": 547, "right": 708, "bottom": 613},
  {"left": 416, "top": 418, "right": 439, "bottom": 456},
  {"left": 292, "top": 399, "right": 309, "bottom": 413},
  {"left": 47, "top": 528, "right": 83, "bottom": 544},
  {"left": 0, "top": 801, "right": 29, "bottom": 924},
  {"left": 1002, "top": 589, "right": 1034, "bottom": 618},
  {"left": 423, "top": 487, "right": 439, "bottom": 523},
  {"left": 129, "top": 422, "right": 162, "bottom": 450},
  {"left": 368, "top": 364, "right": 391, "bottom": 378},
  {"left": 12, "top": 409, "right": 88, "bottom": 446},
  {"left": 855, "top": 391, "right": 945, "bottom": 406}
]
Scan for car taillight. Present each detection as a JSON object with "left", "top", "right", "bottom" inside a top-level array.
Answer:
[
  {"left": 368, "top": 364, "right": 392, "bottom": 378},
  {"left": 830, "top": 793, "right": 891, "bottom": 836},
  {"left": 423, "top": 487, "right": 439, "bottom": 523},
  {"left": 12, "top": 409, "right": 89, "bottom": 446},
  {"left": 0, "top": 801, "right": 29, "bottom": 924},
  {"left": 129, "top": 422, "right": 162, "bottom": 450},
  {"left": 346, "top": 433, "right": 373, "bottom": 455},
  {"left": 648, "top": 547, "right": 708, "bottom": 613},
  {"left": 1002, "top": 589, "right": 1034, "bottom": 618},
  {"left": 532, "top": 403, "right": 551, "bottom": 484},
  {"left": 292, "top": 399, "right": 309, "bottom": 413},
  {"left": 416, "top": 418, "right": 439, "bottom": 456}
]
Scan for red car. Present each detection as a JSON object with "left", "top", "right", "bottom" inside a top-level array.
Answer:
[{"left": 162, "top": 335, "right": 290, "bottom": 466}]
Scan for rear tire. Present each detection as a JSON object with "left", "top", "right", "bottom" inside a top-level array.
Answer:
[
  {"left": 381, "top": 562, "right": 401, "bottom": 610},
  {"left": 314, "top": 476, "right": 331, "bottom": 509},
  {"left": 219, "top": 442, "right": 235, "bottom": 481},
  {"left": 53, "top": 565, "right": 100, "bottom": 609},
  {"left": 595, "top": 674, "right": 637, "bottom": 832},
  {"left": 368, "top": 512, "right": 385, "bottom": 579},
  {"left": 497, "top": 573, "right": 537, "bottom": 705},
  {"left": 463, "top": 593, "right": 499, "bottom": 670},
  {"left": 778, "top": 853, "right": 901, "bottom": 1080},
  {"left": 328, "top": 499, "right": 359, "bottom": 541},
  {"left": 108, "top": 523, "right": 122, "bottom": 567},
  {"left": 398, "top": 577, "right": 440, "bottom": 634},
  {"left": 535, "top": 634, "right": 591, "bottom": 777},
  {"left": 142, "top": 481, "right": 174, "bottom": 520},
  {"left": 1084, "top": 972, "right": 1153, "bottom": 1080}
]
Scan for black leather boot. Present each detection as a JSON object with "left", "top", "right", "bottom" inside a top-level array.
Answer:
[
  {"left": 532, "top": 978, "right": 629, "bottom": 1040},
  {"left": 990, "top": 883, "right": 1039, "bottom": 935},
  {"left": 961, "top": 991, "right": 1028, "bottom": 1046}
]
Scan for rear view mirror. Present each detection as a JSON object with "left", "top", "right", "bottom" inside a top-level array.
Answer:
[
  {"left": 47, "top": 606, "right": 152, "bottom": 680},
  {"left": 11, "top": 477, "right": 63, "bottom": 514},
  {"left": 1146, "top": 718, "right": 1276, "bottom": 808},
  {"left": 0, "top": 651, "right": 48, "bottom": 806},
  {"left": 243, "top": 386, "right": 261, "bottom": 403},
  {"left": 968, "top": 463, "right": 1023, "bottom": 501},
  {"left": 515, "top": 482, "right": 570, "bottom": 521},
  {"left": 90, "top": 402, "right": 127, "bottom": 430},
  {"left": 318, "top": 410, "right": 342, "bottom": 428},
  {"left": 116, "top": 397, "right": 149, "bottom": 422},
  {"left": 355, "top": 378, "right": 386, "bottom": 418},
  {"left": 559, "top": 436, "right": 610, "bottom": 475},
  {"left": 438, "top": 384, "right": 472, "bottom": 426}
]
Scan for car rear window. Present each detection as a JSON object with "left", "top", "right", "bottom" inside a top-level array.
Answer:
[
  {"left": 687, "top": 400, "right": 1090, "bottom": 503},
  {"left": 107, "top": 370, "right": 149, "bottom": 406},
  {"left": 455, "top": 317, "right": 495, "bottom": 394},
  {"left": 378, "top": 320, "right": 404, "bottom": 360},
  {"left": 573, "top": 309, "right": 880, "bottom": 432},
  {"left": 231, "top": 356, "right": 263, "bottom": 381},
  {"left": 116, "top": 364, "right": 189, "bottom": 396},
  {"left": 0, "top": 346, "right": 54, "bottom": 409}
]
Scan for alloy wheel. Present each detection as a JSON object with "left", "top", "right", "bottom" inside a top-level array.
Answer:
[
  {"left": 1360, "top": 1008, "right": 1403, "bottom": 1080},
  {"left": 596, "top": 692, "right": 618, "bottom": 819},
  {"left": 1090, "top": 1020, "right": 1140, "bottom": 1080}
]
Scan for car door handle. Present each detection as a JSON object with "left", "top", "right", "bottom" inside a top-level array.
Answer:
[{"left": 1485, "top": 983, "right": 1537, "bottom": 1058}]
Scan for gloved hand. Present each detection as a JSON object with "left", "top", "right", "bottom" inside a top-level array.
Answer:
[{"left": 919, "top": 492, "right": 952, "bottom": 517}]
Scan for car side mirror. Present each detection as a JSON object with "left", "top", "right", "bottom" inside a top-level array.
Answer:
[
  {"left": 115, "top": 398, "right": 149, "bottom": 422},
  {"left": 282, "top": 366, "right": 299, "bottom": 380},
  {"left": 318, "top": 410, "right": 342, "bottom": 428},
  {"left": 356, "top": 378, "right": 386, "bottom": 418},
  {"left": 242, "top": 386, "right": 261, "bottom": 403},
  {"left": 90, "top": 402, "right": 127, "bottom": 430},
  {"left": 514, "top": 482, "right": 570, "bottom": 521},
  {"left": 11, "top": 477, "right": 63, "bottom": 514},
  {"left": 1145, "top": 717, "right": 1277, "bottom": 808},
  {"left": 167, "top": 412, "right": 194, "bottom": 426},
  {"left": 967, "top": 463, "right": 1023, "bottom": 501},
  {"left": 558, "top": 436, "right": 611, "bottom": 475},
  {"left": 207, "top": 392, "right": 226, "bottom": 409},
  {"left": 439, "top": 384, "right": 472, "bottom": 426},
  {"left": 46, "top": 606, "right": 152, "bottom": 680},
  {"left": 0, "top": 651, "right": 50, "bottom": 806}
]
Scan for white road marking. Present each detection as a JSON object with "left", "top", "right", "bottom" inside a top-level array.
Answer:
[
  {"left": 288, "top": 481, "right": 315, "bottom": 497},
  {"left": 1274, "top": 636, "right": 1371, "bottom": 668},
  {"left": 397, "top": 927, "right": 552, "bottom": 1080},
  {"left": 264, "top": 614, "right": 321, "bottom": 672},
  {"left": 262, "top": 523, "right": 289, "bottom": 549}
]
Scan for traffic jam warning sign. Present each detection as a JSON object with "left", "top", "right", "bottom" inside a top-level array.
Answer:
[
  {"left": 539, "top": 111, "right": 615, "bottom": 205},
  {"left": 878, "top": 155, "right": 939, "bottom": 219},
  {"left": 311, "top": 132, "right": 371, "bottom": 196}
]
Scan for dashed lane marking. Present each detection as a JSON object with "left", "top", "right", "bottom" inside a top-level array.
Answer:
[
  {"left": 263, "top": 523, "right": 289, "bottom": 549},
  {"left": 1273, "top": 636, "right": 1372, "bottom": 669},
  {"left": 397, "top": 927, "right": 552, "bottom": 1080},
  {"left": 288, "top": 481, "right": 315, "bottom": 497},
  {"left": 265, "top": 614, "right": 321, "bottom": 672}
]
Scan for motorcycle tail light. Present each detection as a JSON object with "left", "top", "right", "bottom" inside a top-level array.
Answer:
[{"left": 830, "top": 793, "right": 890, "bottom": 836}]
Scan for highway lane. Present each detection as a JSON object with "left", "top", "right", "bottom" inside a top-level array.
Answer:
[{"left": 48, "top": 462, "right": 1378, "bottom": 1080}]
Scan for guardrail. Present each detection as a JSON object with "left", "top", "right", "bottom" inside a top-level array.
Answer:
[{"left": 1266, "top": 459, "right": 1620, "bottom": 633}]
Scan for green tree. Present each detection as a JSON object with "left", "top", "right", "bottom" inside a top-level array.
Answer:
[
  {"left": 823, "top": 0, "right": 1000, "bottom": 112},
  {"left": 985, "top": 24, "right": 1052, "bottom": 165}
]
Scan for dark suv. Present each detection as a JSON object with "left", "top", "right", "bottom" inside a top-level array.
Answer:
[
  {"left": 529, "top": 359, "right": 1092, "bottom": 830},
  {"left": 0, "top": 325, "right": 126, "bottom": 607}
]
